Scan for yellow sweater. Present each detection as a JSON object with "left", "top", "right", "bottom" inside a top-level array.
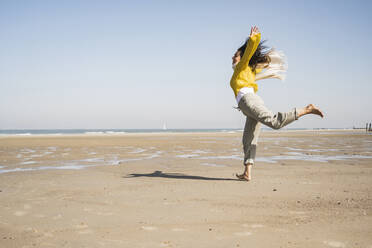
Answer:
[{"left": 230, "top": 33, "right": 261, "bottom": 97}]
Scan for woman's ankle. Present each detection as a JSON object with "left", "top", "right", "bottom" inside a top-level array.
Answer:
[
  {"left": 244, "top": 163, "right": 253, "bottom": 176},
  {"left": 245, "top": 163, "right": 253, "bottom": 168}
]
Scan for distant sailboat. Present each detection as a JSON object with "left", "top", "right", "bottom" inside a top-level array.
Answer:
[{"left": 162, "top": 122, "right": 167, "bottom": 130}]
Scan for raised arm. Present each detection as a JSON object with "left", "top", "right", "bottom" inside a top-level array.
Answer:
[{"left": 239, "top": 26, "right": 261, "bottom": 69}]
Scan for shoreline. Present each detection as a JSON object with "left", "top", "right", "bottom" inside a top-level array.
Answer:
[{"left": 0, "top": 128, "right": 367, "bottom": 139}]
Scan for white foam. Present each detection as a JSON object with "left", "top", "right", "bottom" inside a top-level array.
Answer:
[
  {"left": 84, "top": 132, "right": 104, "bottom": 135},
  {"left": 257, "top": 153, "right": 372, "bottom": 163},
  {"left": 115, "top": 158, "right": 143, "bottom": 163},
  {"left": 0, "top": 164, "right": 92, "bottom": 174},
  {"left": 255, "top": 157, "right": 278, "bottom": 163},
  {"left": 30, "top": 154, "right": 44, "bottom": 158},
  {"left": 285, "top": 147, "right": 304, "bottom": 151},
  {"left": 176, "top": 154, "right": 199, "bottom": 158},
  {"left": 21, "top": 149, "right": 36, "bottom": 153},
  {"left": 53, "top": 164, "right": 92, "bottom": 170},
  {"left": 0, "top": 167, "right": 36, "bottom": 173},
  {"left": 105, "top": 131, "right": 126, "bottom": 134},
  {"left": 129, "top": 148, "right": 146, "bottom": 154},
  {"left": 79, "top": 158, "right": 104, "bottom": 163},
  {"left": 20, "top": 161, "right": 36, "bottom": 165},
  {"left": 15, "top": 133, "right": 32, "bottom": 136},
  {"left": 119, "top": 146, "right": 134, "bottom": 149},
  {"left": 111, "top": 151, "right": 163, "bottom": 164},
  {"left": 149, "top": 151, "right": 163, "bottom": 158},
  {"left": 198, "top": 155, "right": 242, "bottom": 160},
  {"left": 110, "top": 159, "right": 121, "bottom": 165},
  {"left": 285, "top": 147, "right": 340, "bottom": 152},
  {"left": 84, "top": 131, "right": 127, "bottom": 135},
  {"left": 191, "top": 150, "right": 210, "bottom": 154},
  {"left": 201, "top": 163, "right": 226, "bottom": 167}
]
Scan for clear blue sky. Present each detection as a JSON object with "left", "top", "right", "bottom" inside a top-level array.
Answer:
[{"left": 1, "top": 0, "right": 371, "bottom": 129}]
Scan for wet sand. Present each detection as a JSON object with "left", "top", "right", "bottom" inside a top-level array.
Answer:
[{"left": 0, "top": 130, "right": 371, "bottom": 247}]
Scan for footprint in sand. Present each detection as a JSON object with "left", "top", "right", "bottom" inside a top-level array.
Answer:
[
  {"left": 78, "top": 229, "right": 94, "bottom": 234},
  {"left": 234, "top": 231, "right": 252, "bottom": 236},
  {"left": 251, "top": 224, "right": 264, "bottom": 228},
  {"left": 33, "top": 214, "right": 45, "bottom": 218},
  {"left": 14, "top": 211, "right": 27, "bottom": 216},
  {"left": 96, "top": 212, "right": 114, "bottom": 216},
  {"left": 289, "top": 211, "right": 306, "bottom": 215},
  {"left": 25, "top": 227, "right": 38, "bottom": 233},
  {"left": 171, "top": 228, "right": 185, "bottom": 232},
  {"left": 160, "top": 241, "right": 172, "bottom": 247},
  {"left": 52, "top": 214, "right": 62, "bottom": 220},
  {"left": 141, "top": 226, "right": 158, "bottom": 231},
  {"left": 75, "top": 223, "right": 93, "bottom": 234},
  {"left": 43, "top": 232, "right": 54, "bottom": 237},
  {"left": 241, "top": 224, "right": 264, "bottom": 228},
  {"left": 75, "top": 223, "right": 89, "bottom": 229},
  {"left": 323, "top": 241, "right": 346, "bottom": 248}
]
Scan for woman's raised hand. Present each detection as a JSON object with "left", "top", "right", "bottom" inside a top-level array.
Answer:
[{"left": 250, "top": 26, "right": 260, "bottom": 37}]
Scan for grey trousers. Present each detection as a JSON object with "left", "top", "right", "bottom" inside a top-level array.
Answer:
[{"left": 238, "top": 93, "right": 298, "bottom": 165}]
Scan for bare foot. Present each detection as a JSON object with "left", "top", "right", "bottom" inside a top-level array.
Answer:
[
  {"left": 236, "top": 173, "right": 250, "bottom": 181},
  {"left": 306, "top": 104, "right": 324, "bottom": 118}
]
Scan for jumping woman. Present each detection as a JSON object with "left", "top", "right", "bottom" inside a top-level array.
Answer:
[{"left": 231, "top": 26, "right": 324, "bottom": 181}]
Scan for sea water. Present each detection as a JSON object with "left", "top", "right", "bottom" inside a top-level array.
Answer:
[{"left": 0, "top": 128, "right": 242, "bottom": 136}]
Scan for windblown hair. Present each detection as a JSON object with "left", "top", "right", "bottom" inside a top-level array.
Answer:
[{"left": 238, "top": 39, "right": 271, "bottom": 71}]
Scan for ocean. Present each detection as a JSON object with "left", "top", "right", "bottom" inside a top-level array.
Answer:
[
  {"left": 0, "top": 128, "right": 357, "bottom": 136},
  {"left": 0, "top": 129, "right": 242, "bottom": 136}
]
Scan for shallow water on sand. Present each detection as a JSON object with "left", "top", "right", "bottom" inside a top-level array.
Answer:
[
  {"left": 0, "top": 145, "right": 165, "bottom": 174},
  {"left": 1, "top": 131, "right": 371, "bottom": 173}
]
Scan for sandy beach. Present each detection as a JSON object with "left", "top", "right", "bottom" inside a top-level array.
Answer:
[{"left": 0, "top": 130, "right": 371, "bottom": 247}]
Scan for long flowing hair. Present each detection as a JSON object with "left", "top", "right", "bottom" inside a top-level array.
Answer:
[{"left": 238, "top": 40, "right": 271, "bottom": 71}]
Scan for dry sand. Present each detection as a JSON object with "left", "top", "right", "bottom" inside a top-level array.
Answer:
[{"left": 0, "top": 130, "right": 371, "bottom": 247}]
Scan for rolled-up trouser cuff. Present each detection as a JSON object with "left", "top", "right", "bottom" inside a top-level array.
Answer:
[
  {"left": 244, "top": 158, "right": 254, "bottom": 165},
  {"left": 294, "top": 108, "right": 299, "bottom": 120}
]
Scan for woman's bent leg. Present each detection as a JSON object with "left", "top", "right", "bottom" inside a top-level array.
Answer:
[{"left": 239, "top": 93, "right": 298, "bottom": 130}]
